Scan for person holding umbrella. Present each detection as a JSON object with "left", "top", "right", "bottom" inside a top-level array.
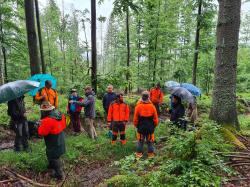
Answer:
[
  {"left": 8, "top": 96, "right": 30, "bottom": 152},
  {"left": 167, "top": 95, "right": 185, "bottom": 125},
  {"left": 35, "top": 80, "right": 58, "bottom": 109}
]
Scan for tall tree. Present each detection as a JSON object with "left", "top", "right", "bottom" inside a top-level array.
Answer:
[
  {"left": 24, "top": 0, "right": 41, "bottom": 75},
  {"left": 35, "top": 0, "right": 46, "bottom": 73},
  {"left": 91, "top": 0, "right": 97, "bottom": 93},
  {"left": 210, "top": 0, "right": 241, "bottom": 129},
  {"left": 192, "top": 0, "right": 202, "bottom": 85},
  {"left": 98, "top": 15, "right": 107, "bottom": 74}
]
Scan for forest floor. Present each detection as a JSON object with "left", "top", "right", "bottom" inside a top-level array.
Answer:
[{"left": 1, "top": 94, "right": 250, "bottom": 186}]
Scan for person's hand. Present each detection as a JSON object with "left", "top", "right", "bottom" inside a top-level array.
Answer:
[
  {"left": 69, "top": 100, "right": 75, "bottom": 104},
  {"left": 166, "top": 108, "right": 170, "bottom": 113}
]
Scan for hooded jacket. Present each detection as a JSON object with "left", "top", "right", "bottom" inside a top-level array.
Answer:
[
  {"left": 77, "top": 91, "right": 95, "bottom": 119},
  {"left": 150, "top": 88, "right": 164, "bottom": 104},
  {"left": 107, "top": 101, "right": 130, "bottom": 123},
  {"left": 7, "top": 96, "right": 26, "bottom": 122}
]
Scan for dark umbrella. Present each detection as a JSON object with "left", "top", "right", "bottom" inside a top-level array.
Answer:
[
  {"left": 169, "top": 87, "right": 195, "bottom": 104},
  {"left": 0, "top": 80, "right": 40, "bottom": 104}
]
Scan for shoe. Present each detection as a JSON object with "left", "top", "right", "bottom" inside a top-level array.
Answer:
[
  {"left": 147, "top": 152, "right": 155, "bottom": 159},
  {"left": 136, "top": 152, "right": 143, "bottom": 158},
  {"left": 111, "top": 140, "right": 116, "bottom": 145},
  {"left": 120, "top": 140, "right": 126, "bottom": 145}
]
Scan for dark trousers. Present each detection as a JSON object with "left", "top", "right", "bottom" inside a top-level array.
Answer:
[
  {"left": 136, "top": 133, "right": 154, "bottom": 153},
  {"left": 70, "top": 112, "right": 81, "bottom": 132},
  {"left": 112, "top": 122, "right": 126, "bottom": 141},
  {"left": 13, "top": 120, "right": 29, "bottom": 151},
  {"left": 153, "top": 103, "right": 160, "bottom": 114},
  {"left": 48, "top": 157, "right": 63, "bottom": 179}
]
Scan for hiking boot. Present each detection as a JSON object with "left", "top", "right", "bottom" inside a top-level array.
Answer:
[
  {"left": 111, "top": 140, "right": 116, "bottom": 145},
  {"left": 147, "top": 152, "right": 155, "bottom": 159},
  {"left": 120, "top": 140, "right": 126, "bottom": 145},
  {"left": 136, "top": 152, "right": 143, "bottom": 158},
  {"left": 51, "top": 159, "right": 64, "bottom": 180}
]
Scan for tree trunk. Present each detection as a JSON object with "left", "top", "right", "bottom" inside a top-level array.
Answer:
[
  {"left": 24, "top": 0, "right": 41, "bottom": 75},
  {"left": 137, "top": 17, "right": 141, "bottom": 92},
  {"left": 210, "top": 0, "right": 241, "bottom": 129},
  {"left": 46, "top": 27, "right": 52, "bottom": 75},
  {"left": 0, "top": 12, "right": 7, "bottom": 83},
  {"left": 192, "top": 0, "right": 202, "bottom": 86},
  {"left": 91, "top": 0, "right": 97, "bottom": 93},
  {"left": 83, "top": 21, "right": 90, "bottom": 70},
  {"left": 34, "top": 0, "right": 46, "bottom": 74},
  {"left": 125, "top": 6, "right": 130, "bottom": 94}
]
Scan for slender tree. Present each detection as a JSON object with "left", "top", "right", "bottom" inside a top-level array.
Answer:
[
  {"left": 34, "top": 0, "right": 46, "bottom": 73},
  {"left": 91, "top": 0, "right": 97, "bottom": 93},
  {"left": 210, "top": 0, "right": 241, "bottom": 129},
  {"left": 98, "top": 15, "right": 107, "bottom": 74},
  {"left": 24, "top": 0, "right": 41, "bottom": 75},
  {"left": 192, "top": 0, "right": 202, "bottom": 85}
]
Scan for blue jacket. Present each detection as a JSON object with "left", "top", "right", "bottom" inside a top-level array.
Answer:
[{"left": 102, "top": 92, "right": 116, "bottom": 113}]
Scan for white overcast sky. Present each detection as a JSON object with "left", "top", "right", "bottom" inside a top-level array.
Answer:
[{"left": 39, "top": 0, "right": 250, "bottom": 50}]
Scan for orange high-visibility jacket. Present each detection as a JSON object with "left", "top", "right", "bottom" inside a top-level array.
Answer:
[
  {"left": 133, "top": 100, "right": 158, "bottom": 127},
  {"left": 150, "top": 88, "right": 164, "bottom": 104},
  {"left": 107, "top": 101, "right": 130, "bottom": 122},
  {"left": 38, "top": 115, "right": 66, "bottom": 136},
  {"left": 35, "top": 87, "right": 59, "bottom": 108}
]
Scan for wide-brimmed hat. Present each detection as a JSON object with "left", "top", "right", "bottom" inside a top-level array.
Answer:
[
  {"left": 40, "top": 101, "right": 55, "bottom": 111},
  {"left": 71, "top": 88, "right": 77, "bottom": 93}
]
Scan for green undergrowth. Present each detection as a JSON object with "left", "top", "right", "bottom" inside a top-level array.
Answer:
[{"left": 106, "top": 120, "right": 235, "bottom": 187}]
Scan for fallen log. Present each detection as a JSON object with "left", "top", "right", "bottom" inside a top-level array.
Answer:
[{"left": 4, "top": 168, "right": 55, "bottom": 187}]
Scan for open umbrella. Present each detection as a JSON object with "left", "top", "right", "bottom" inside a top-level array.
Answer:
[
  {"left": 28, "top": 74, "right": 57, "bottom": 96},
  {"left": 169, "top": 87, "right": 195, "bottom": 104},
  {"left": 180, "top": 83, "right": 201, "bottom": 96},
  {"left": 165, "top": 81, "right": 180, "bottom": 88},
  {"left": 0, "top": 80, "right": 40, "bottom": 103}
]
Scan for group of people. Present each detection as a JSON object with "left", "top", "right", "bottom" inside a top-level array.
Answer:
[{"left": 6, "top": 81, "right": 195, "bottom": 180}]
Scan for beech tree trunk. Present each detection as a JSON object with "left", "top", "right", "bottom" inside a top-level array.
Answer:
[
  {"left": 210, "top": 0, "right": 241, "bottom": 129},
  {"left": 192, "top": 0, "right": 202, "bottom": 86},
  {"left": 24, "top": 0, "right": 41, "bottom": 75},
  {"left": 125, "top": 6, "right": 130, "bottom": 94},
  {"left": 91, "top": 0, "right": 97, "bottom": 93},
  {"left": 34, "top": 0, "right": 46, "bottom": 74}
]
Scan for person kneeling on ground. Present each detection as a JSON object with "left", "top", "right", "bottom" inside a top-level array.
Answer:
[
  {"left": 107, "top": 93, "right": 130, "bottom": 145},
  {"left": 134, "top": 91, "right": 158, "bottom": 158},
  {"left": 38, "top": 102, "right": 66, "bottom": 180}
]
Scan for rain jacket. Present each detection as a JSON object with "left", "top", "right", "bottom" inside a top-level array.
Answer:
[
  {"left": 150, "top": 88, "right": 164, "bottom": 104},
  {"left": 67, "top": 96, "right": 83, "bottom": 113},
  {"left": 134, "top": 100, "right": 158, "bottom": 134},
  {"left": 77, "top": 91, "right": 95, "bottom": 119},
  {"left": 169, "top": 103, "right": 185, "bottom": 123},
  {"left": 7, "top": 96, "right": 26, "bottom": 122},
  {"left": 107, "top": 101, "right": 130, "bottom": 123},
  {"left": 38, "top": 110, "right": 66, "bottom": 159},
  {"left": 102, "top": 92, "right": 116, "bottom": 113},
  {"left": 35, "top": 87, "right": 59, "bottom": 108}
]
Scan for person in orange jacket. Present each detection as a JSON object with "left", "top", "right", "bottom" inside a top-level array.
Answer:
[
  {"left": 150, "top": 83, "right": 164, "bottom": 114},
  {"left": 38, "top": 102, "right": 66, "bottom": 180},
  {"left": 35, "top": 80, "right": 59, "bottom": 109},
  {"left": 107, "top": 93, "right": 130, "bottom": 145},
  {"left": 134, "top": 91, "right": 158, "bottom": 158}
]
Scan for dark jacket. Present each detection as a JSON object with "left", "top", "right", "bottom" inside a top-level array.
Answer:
[
  {"left": 169, "top": 103, "right": 185, "bottom": 123},
  {"left": 38, "top": 110, "right": 66, "bottom": 159},
  {"left": 102, "top": 92, "right": 116, "bottom": 113},
  {"left": 7, "top": 96, "right": 26, "bottom": 122},
  {"left": 77, "top": 92, "right": 95, "bottom": 119}
]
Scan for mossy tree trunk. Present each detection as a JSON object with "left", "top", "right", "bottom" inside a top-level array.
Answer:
[{"left": 210, "top": 0, "right": 241, "bottom": 129}]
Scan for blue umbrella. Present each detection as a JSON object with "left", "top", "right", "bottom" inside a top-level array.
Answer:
[
  {"left": 0, "top": 80, "right": 40, "bottom": 103},
  {"left": 28, "top": 74, "right": 57, "bottom": 96},
  {"left": 165, "top": 81, "right": 180, "bottom": 88},
  {"left": 180, "top": 83, "right": 201, "bottom": 96}
]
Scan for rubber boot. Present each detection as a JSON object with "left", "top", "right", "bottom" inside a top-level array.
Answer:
[{"left": 52, "top": 159, "right": 64, "bottom": 180}]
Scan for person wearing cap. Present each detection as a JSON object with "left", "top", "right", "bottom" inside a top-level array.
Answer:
[
  {"left": 134, "top": 91, "right": 158, "bottom": 158},
  {"left": 67, "top": 89, "right": 83, "bottom": 133},
  {"left": 7, "top": 96, "right": 29, "bottom": 152},
  {"left": 70, "top": 86, "right": 97, "bottom": 140},
  {"left": 35, "top": 80, "right": 59, "bottom": 109},
  {"left": 107, "top": 93, "right": 130, "bottom": 145},
  {"left": 150, "top": 83, "right": 164, "bottom": 114},
  {"left": 38, "top": 102, "right": 66, "bottom": 180}
]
